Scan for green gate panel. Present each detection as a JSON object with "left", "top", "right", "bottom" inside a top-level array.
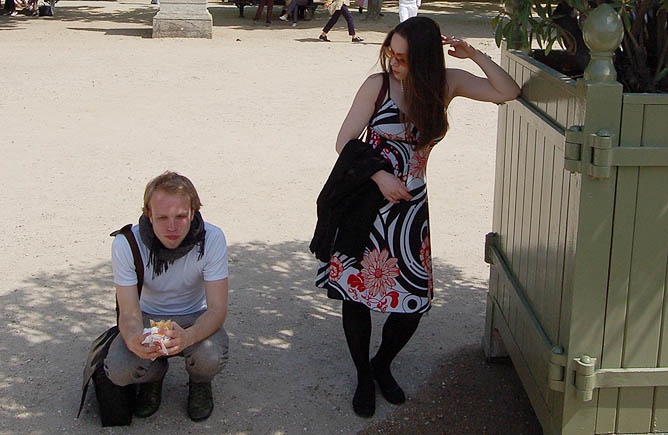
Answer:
[
  {"left": 485, "top": 41, "right": 668, "bottom": 434},
  {"left": 487, "top": 47, "right": 583, "bottom": 433}
]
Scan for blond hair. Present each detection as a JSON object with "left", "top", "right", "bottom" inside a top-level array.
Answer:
[{"left": 142, "top": 171, "right": 202, "bottom": 215}]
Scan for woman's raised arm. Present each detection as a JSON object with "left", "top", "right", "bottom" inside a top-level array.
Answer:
[{"left": 443, "top": 37, "right": 520, "bottom": 104}]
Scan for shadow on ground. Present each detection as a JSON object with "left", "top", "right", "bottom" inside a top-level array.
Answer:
[
  {"left": 0, "top": 239, "right": 538, "bottom": 432},
  {"left": 0, "top": 0, "right": 501, "bottom": 38},
  {"left": 362, "top": 346, "right": 543, "bottom": 434}
]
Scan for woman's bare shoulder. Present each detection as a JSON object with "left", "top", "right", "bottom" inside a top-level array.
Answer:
[
  {"left": 364, "top": 73, "right": 385, "bottom": 91},
  {"left": 356, "top": 73, "right": 386, "bottom": 103}
]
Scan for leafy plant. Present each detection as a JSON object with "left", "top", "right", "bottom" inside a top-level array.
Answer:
[{"left": 493, "top": 0, "right": 668, "bottom": 92}]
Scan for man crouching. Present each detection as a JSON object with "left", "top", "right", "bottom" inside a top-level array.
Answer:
[{"left": 104, "top": 171, "right": 229, "bottom": 422}]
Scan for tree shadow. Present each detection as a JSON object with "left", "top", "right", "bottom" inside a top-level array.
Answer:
[
  {"left": 49, "top": 4, "right": 155, "bottom": 24},
  {"left": 0, "top": 239, "right": 534, "bottom": 433},
  {"left": 208, "top": 0, "right": 501, "bottom": 38},
  {"left": 0, "top": 0, "right": 501, "bottom": 38},
  {"left": 361, "top": 345, "right": 542, "bottom": 434}
]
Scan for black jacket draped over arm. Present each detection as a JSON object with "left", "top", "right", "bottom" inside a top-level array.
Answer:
[{"left": 309, "top": 139, "right": 393, "bottom": 263}]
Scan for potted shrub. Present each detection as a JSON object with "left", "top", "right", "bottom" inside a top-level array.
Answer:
[{"left": 492, "top": 0, "right": 667, "bottom": 92}]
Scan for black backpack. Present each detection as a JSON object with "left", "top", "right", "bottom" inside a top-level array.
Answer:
[{"left": 77, "top": 224, "right": 144, "bottom": 426}]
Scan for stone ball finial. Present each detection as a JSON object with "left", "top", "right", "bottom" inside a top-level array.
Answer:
[{"left": 583, "top": 3, "right": 624, "bottom": 82}]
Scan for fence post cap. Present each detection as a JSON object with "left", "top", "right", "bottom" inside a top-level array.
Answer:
[{"left": 583, "top": 4, "right": 624, "bottom": 82}]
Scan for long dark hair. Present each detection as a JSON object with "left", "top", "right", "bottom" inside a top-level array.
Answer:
[{"left": 379, "top": 17, "right": 448, "bottom": 149}]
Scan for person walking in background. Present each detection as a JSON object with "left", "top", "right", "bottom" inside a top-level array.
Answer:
[
  {"left": 279, "top": 0, "right": 309, "bottom": 27},
  {"left": 398, "top": 0, "right": 419, "bottom": 22},
  {"left": 310, "top": 17, "right": 519, "bottom": 418},
  {"left": 253, "top": 0, "right": 274, "bottom": 26},
  {"left": 319, "top": 0, "right": 363, "bottom": 42}
]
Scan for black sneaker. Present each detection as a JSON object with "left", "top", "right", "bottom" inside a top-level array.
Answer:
[
  {"left": 134, "top": 378, "right": 164, "bottom": 418},
  {"left": 188, "top": 381, "right": 214, "bottom": 422}
]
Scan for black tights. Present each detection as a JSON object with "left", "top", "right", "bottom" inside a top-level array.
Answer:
[{"left": 341, "top": 300, "right": 422, "bottom": 381}]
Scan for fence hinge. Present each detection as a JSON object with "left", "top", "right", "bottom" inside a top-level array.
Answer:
[
  {"left": 573, "top": 355, "right": 597, "bottom": 401},
  {"left": 572, "top": 355, "right": 668, "bottom": 401},
  {"left": 548, "top": 346, "right": 567, "bottom": 392},
  {"left": 565, "top": 125, "right": 668, "bottom": 178},
  {"left": 564, "top": 126, "right": 614, "bottom": 178}
]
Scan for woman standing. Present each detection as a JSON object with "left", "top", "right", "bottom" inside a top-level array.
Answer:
[
  {"left": 319, "top": 0, "right": 362, "bottom": 42},
  {"left": 312, "top": 17, "right": 519, "bottom": 417}
]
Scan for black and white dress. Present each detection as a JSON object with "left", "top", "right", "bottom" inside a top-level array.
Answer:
[{"left": 316, "top": 92, "right": 435, "bottom": 314}]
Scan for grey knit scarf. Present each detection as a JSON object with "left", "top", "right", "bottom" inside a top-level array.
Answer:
[{"left": 138, "top": 211, "right": 206, "bottom": 278}]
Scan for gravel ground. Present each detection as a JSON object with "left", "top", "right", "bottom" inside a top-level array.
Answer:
[
  {"left": 361, "top": 348, "right": 542, "bottom": 434},
  {"left": 0, "top": 1, "right": 543, "bottom": 433}
]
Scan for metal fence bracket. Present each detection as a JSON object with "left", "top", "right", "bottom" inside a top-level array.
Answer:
[{"left": 565, "top": 125, "right": 668, "bottom": 179}]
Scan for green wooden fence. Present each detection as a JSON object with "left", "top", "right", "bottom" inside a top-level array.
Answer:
[{"left": 483, "top": 4, "right": 668, "bottom": 434}]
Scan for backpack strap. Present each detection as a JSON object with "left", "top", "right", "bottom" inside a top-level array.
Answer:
[{"left": 109, "top": 224, "right": 144, "bottom": 323}]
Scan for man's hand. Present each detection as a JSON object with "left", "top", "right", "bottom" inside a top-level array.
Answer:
[
  {"left": 371, "top": 170, "right": 412, "bottom": 204},
  {"left": 163, "top": 322, "right": 192, "bottom": 356},
  {"left": 127, "top": 330, "right": 165, "bottom": 360}
]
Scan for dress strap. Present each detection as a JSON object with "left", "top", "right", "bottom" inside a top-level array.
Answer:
[
  {"left": 373, "top": 72, "right": 390, "bottom": 115},
  {"left": 361, "top": 73, "right": 391, "bottom": 142}
]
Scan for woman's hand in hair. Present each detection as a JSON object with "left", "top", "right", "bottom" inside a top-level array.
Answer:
[
  {"left": 442, "top": 36, "right": 477, "bottom": 60},
  {"left": 371, "top": 170, "right": 412, "bottom": 204}
]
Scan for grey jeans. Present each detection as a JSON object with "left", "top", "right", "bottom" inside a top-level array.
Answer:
[{"left": 104, "top": 310, "right": 229, "bottom": 385}]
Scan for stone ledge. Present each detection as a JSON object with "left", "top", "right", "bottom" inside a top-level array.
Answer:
[{"left": 152, "top": 15, "right": 213, "bottom": 38}]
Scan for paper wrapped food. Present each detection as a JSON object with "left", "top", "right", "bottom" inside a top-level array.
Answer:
[{"left": 141, "top": 319, "right": 172, "bottom": 356}]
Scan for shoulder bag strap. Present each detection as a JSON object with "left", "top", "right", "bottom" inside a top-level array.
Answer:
[{"left": 109, "top": 224, "right": 144, "bottom": 324}]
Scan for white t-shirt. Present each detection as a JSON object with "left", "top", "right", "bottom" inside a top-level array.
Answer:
[{"left": 112, "top": 222, "right": 228, "bottom": 316}]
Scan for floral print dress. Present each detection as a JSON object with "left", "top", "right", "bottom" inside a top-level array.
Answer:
[{"left": 316, "top": 95, "right": 435, "bottom": 314}]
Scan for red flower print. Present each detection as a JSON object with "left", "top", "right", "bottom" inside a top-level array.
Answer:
[
  {"left": 329, "top": 256, "right": 344, "bottom": 281},
  {"left": 375, "top": 292, "right": 399, "bottom": 312},
  {"left": 360, "top": 248, "right": 400, "bottom": 297},
  {"left": 408, "top": 148, "right": 430, "bottom": 179},
  {"left": 419, "top": 237, "right": 434, "bottom": 293},
  {"left": 369, "top": 131, "right": 382, "bottom": 149},
  {"left": 347, "top": 273, "right": 366, "bottom": 293},
  {"left": 419, "top": 237, "right": 432, "bottom": 274}
]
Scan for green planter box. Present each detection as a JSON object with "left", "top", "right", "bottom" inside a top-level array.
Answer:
[{"left": 483, "top": 6, "right": 668, "bottom": 434}]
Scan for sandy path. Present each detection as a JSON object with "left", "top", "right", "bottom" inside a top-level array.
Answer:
[{"left": 0, "top": 2, "right": 539, "bottom": 433}]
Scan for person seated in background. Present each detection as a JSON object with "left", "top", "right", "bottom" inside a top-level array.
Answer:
[
  {"left": 5, "top": 0, "right": 38, "bottom": 16},
  {"left": 279, "top": 0, "right": 309, "bottom": 27}
]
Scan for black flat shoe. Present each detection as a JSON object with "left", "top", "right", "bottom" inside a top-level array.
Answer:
[
  {"left": 352, "top": 377, "right": 375, "bottom": 418},
  {"left": 319, "top": 34, "right": 330, "bottom": 42},
  {"left": 371, "top": 359, "right": 405, "bottom": 404},
  {"left": 351, "top": 36, "right": 363, "bottom": 43}
]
